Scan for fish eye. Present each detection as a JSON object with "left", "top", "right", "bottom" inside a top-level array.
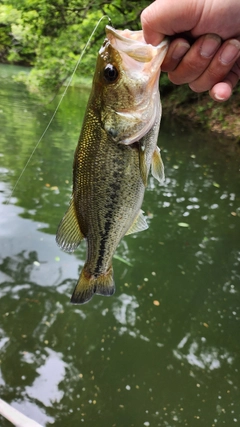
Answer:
[{"left": 103, "top": 64, "right": 119, "bottom": 83}]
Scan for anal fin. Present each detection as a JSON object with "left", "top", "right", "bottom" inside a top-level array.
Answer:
[
  {"left": 56, "top": 197, "right": 84, "bottom": 253},
  {"left": 151, "top": 146, "right": 165, "bottom": 184},
  {"left": 125, "top": 209, "right": 148, "bottom": 236}
]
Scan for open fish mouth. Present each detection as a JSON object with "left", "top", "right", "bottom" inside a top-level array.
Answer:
[
  {"left": 100, "top": 26, "right": 169, "bottom": 145},
  {"left": 105, "top": 25, "right": 169, "bottom": 65}
]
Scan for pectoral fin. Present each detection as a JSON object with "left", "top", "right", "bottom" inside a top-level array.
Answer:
[
  {"left": 151, "top": 146, "right": 165, "bottom": 184},
  {"left": 139, "top": 142, "right": 148, "bottom": 187},
  {"left": 125, "top": 209, "right": 148, "bottom": 235},
  {"left": 56, "top": 197, "right": 84, "bottom": 252}
]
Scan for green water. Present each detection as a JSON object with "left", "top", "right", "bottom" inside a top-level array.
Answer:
[{"left": 0, "top": 64, "right": 240, "bottom": 427}]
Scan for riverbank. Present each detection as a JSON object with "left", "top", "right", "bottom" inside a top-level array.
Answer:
[{"left": 162, "top": 83, "right": 240, "bottom": 145}]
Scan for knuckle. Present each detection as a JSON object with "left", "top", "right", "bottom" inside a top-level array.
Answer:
[
  {"left": 168, "top": 71, "right": 184, "bottom": 85},
  {"left": 170, "top": 60, "right": 209, "bottom": 85},
  {"left": 189, "top": 82, "right": 204, "bottom": 93},
  {"left": 206, "top": 65, "right": 233, "bottom": 86},
  {"left": 232, "top": 61, "right": 240, "bottom": 78}
]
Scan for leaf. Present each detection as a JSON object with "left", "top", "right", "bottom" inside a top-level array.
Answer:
[
  {"left": 213, "top": 182, "right": 220, "bottom": 188},
  {"left": 153, "top": 300, "right": 160, "bottom": 306},
  {"left": 177, "top": 222, "right": 190, "bottom": 228},
  {"left": 113, "top": 254, "right": 133, "bottom": 267}
]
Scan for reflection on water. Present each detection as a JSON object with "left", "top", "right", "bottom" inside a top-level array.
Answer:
[
  {"left": 0, "top": 64, "right": 240, "bottom": 426},
  {"left": 113, "top": 294, "right": 139, "bottom": 326},
  {"left": 26, "top": 348, "right": 66, "bottom": 406},
  {"left": 174, "top": 333, "right": 233, "bottom": 371}
]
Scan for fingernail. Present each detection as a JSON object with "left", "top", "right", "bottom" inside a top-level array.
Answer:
[
  {"left": 220, "top": 40, "right": 240, "bottom": 64},
  {"left": 213, "top": 93, "right": 227, "bottom": 102},
  {"left": 200, "top": 34, "right": 221, "bottom": 58},
  {"left": 172, "top": 42, "right": 190, "bottom": 60}
]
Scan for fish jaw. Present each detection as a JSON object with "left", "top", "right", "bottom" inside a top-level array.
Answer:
[
  {"left": 105, "top": 25, "right": 168, "bottom": 69},
  {"left": 96, "top": 26, "right": 169, "bottom": 145}
]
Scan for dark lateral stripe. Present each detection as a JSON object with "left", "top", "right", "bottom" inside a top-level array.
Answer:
[{"left": 94, "top": 181, "right": 121, "bottom": 274}]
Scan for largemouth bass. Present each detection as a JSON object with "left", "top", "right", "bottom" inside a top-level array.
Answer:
[{"left": 56, "top": 25, "right": 169, "bottom": 304}]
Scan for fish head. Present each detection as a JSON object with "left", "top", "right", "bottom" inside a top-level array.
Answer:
[{"left": 93, "top": 26, "right": 169, "bottom": 145}]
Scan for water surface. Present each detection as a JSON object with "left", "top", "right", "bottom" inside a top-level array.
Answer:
[{"left": 0, "top": 64, "right": 240, "bottom": 427}]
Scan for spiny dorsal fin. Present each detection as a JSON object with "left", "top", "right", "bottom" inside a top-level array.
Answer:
[
  {"left": 125, "top": 209, "right": 148, "bottom": 236},
  {"left": 56, "top": 197, "right": 84, "bottom": 253},
  {"left": 151, "top": 146, "right": 165, "bottom": 184}
]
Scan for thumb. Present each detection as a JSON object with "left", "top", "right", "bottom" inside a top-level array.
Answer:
[
  {"left": 141, "top": 3, "right": 165, "bottom": 45},
  {"left": 141, "top": 0, "right": 200, "bottom": 45}
]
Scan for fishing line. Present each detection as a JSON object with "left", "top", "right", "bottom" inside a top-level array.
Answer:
[{"left": 7, "top": 14, "right": 112, "bottom": 204}]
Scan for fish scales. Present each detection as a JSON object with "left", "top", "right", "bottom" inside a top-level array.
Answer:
[
  {"left": 56, "top": 26, "right": 169, "bottom": 304},
  {"left": 74, "top": 110, "right": 144, "bottom": 271}
]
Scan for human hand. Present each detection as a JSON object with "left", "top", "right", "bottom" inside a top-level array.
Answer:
[
  {"left": 141, "top": 0, "right": 240, "bottom": 101},
  {"left": 162, "top": 34, "right": 240, "bottom": 101}
]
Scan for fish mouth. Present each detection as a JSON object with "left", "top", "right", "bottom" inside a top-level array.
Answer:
[
  {"left": 105, "top": 25, "right": 169, "bottom": 65},
  {"left": 103, "top": 26, "right": 169, "bottom": 145},
  {"left": 106, "top": 26, "right": 146, "bottom": 45},
  {"left": 105, "top": 25, "right": 169, "bottom": 98}
]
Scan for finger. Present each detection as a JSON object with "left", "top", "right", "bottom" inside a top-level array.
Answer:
[
  {"left": 189, "top": 39, "right": 240, "bottom": 93},
  {"left": 167, "top": 34, "right": 222, "bottom": 85},
  {"left": 161, "top": 38, "right": 190, "bottom": 72},
  {"left": 141, "top": 4, "right": 166, "bottom": 46},
  {"left": 141, "top": 0, "right": 200, "bottom": 45},
  {"left": 209, "top": 59, "right": 240, "bottom": 101},
  {"left": 209, "top": 82, "right": 233, "bottom": 102}
]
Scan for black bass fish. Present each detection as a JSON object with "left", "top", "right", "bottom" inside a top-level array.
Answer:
[{"left": 56, "top": 26, "right": 169, "bottom": 304}]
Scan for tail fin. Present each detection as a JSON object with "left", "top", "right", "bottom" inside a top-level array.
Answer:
[{"left": 70, "top": 266, "right": 115, "bottom": 304}]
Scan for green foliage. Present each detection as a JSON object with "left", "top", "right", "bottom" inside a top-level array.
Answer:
[{"left": 0, "top": 0, "right": 149, "bottom": 93}]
